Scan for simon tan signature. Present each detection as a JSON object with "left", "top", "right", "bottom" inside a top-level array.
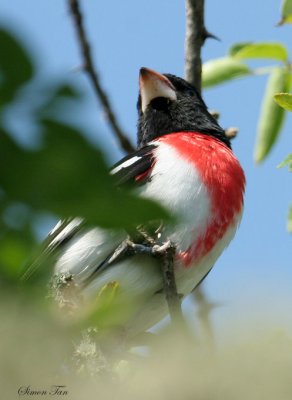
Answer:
[{"left": 18, "top": 385, "right": 68, "bottom": 396}]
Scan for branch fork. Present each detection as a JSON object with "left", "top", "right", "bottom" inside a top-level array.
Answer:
[{"left": 115, "top": 238, "right": 184, "bottom": 324}]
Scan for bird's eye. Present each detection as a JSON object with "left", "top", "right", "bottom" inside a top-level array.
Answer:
[
  {"left": 185, "top": 89, "right": 195, "bottom": 97},
  {"left": 150, "top": 97, "right": 171, "bottom": 111}
]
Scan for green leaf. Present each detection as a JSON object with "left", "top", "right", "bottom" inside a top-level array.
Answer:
[
  {"left": 202, "top": 57, "right": 250, "bottom": 88},
  {"left": 274, "top": 93, "right": 292, "bottom": 112},
  {"left": 278, "top": 0, "right": 292, "bottom": 25},
  {"left": 277, "top": 153, "right": 292, "bottom": 170},
  {"left": 0, "top": 28, "right": 35, "bottom": 107},
  {"left": 288, "top": 205, "right": 292, "bottom": 233},
  {"left": 0, "top": 123, "right": 170, "bottom": 230},
  {"left": 229, "top": 42, "right": 252, "bottom": 57},
  {"left": 231, "top": 42, "right": 288, "bottom": 62},
  {"left": 254, "top": 67, "right": 291, "bottom": 163}
]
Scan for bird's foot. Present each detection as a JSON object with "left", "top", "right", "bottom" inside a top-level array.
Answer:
[
  {"left": 151, "top": 240, "right": 172, "bottom": 256},
  {"left": 127, "top": 239, "right": 173, "bottom": 258}
]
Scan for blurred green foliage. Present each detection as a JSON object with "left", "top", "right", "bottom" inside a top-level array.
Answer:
[
  {"left": 231, "top": 42, "right": 289, "bottom": 62},
  {"left": 202, "top": 57, "right": 251, "bottom": 88},
  {"left": 254, "top": 67, "right": 290, "bottom": 163},
  {"left": 278, "top": 0, "right": 292, "bottom": 25},
  {"left": 0, "top": 27, "right": 169, "bottom": 287},
  {"left": 202, "top": 41, "right": 292, "bottom": 164},
  {"left": 0, "top": 29, "right": 35, "bottom": 106},
  {"left": 278, "top": 153, "right": 292, "bottom": 170},
  {"left": 274, "top": 92, "right": 292, "bottom": 112}
]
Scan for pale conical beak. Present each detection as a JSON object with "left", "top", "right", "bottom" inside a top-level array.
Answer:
[{"left": 139, "top": 67, "right": 177, "bottom": 113}]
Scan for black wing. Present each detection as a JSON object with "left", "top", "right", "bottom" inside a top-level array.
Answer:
[{"left": 110, "top": 144, "right": 157, "bottom": 186}]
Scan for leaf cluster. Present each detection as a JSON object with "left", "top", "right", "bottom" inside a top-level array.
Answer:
[{"left": 202, "top": 42, "right": 291, "bottom": 163}]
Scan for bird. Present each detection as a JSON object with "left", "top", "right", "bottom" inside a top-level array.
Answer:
[{"left": 32, "top": 68, "right": 245, "bottom": 337}]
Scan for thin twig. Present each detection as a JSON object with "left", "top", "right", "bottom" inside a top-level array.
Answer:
[{"left": 68, "top": 0, "right": 135, "bottom": 154}]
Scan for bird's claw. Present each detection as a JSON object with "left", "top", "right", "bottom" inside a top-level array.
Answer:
[
  {"left": 125, "top": 239, "right": 174, "bottom": 258},
  {"left": 151, "top": 240, "right": 172, "bottom": 256}
]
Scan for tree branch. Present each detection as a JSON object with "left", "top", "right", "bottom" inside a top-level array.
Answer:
[
  {"left": 185, "top": 0, "right": 236, "bottom": 143},
  {"left": 131, "top": 0, "right": 214, "bottom": 329},
  {"left": 159, "top": 244, "right": 185, "bottom": 325},
  {"left": 68, "top": 0, "right": 135, "bottom": 154},
  {"left": 185, "top": 0, "right": 216, "bottom": 343},
  {"left": 184, "top": 0, "right": 206, "bottom": 91}
]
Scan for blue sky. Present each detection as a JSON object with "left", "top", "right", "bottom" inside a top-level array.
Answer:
[{"left": 1, "top": 0, "right": 292, "bottom": 338}]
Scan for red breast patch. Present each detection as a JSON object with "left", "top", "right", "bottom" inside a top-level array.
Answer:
[{"left": 157, "top": 132, "right": 245, "bottom": 267}]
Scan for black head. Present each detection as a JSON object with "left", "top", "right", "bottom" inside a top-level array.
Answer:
[{"left": 137, "top": 68, "right": 230, "bottom": 148}]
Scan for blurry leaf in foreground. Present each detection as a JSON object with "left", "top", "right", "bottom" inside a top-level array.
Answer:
[
  {"left": 202, "top": 57, "right": 250, "bottom": 88},
  {"left": 277, "top": 0, "right": 292, "bottom": 25},
  {"left": 230, "top": 42, "right": 288, "bottom": 62},
  {"left": 254, "top": 67, "right": 291, "bottom": 163},
  {"left": 288, "top": 205, "right": 292, "bottom": 233},
  {"left": 0, "top": 28, "right": 35, "bottom": 107},
  {"left": 274, "top": 93, "right": 292, "bottom": 112},
  {"left": 0, "top": 122, "right": 170, "bottom": 230},
  {"left": 277, "top": 153, "right": 292, "bottom": 171},
  {"left": 0, "top": 229, "right": 35, "bottom": 282}
]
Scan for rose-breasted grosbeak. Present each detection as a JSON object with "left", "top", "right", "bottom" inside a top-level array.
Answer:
[{"left": 42, "top": 68, "right": 245, "bottom": 336}]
